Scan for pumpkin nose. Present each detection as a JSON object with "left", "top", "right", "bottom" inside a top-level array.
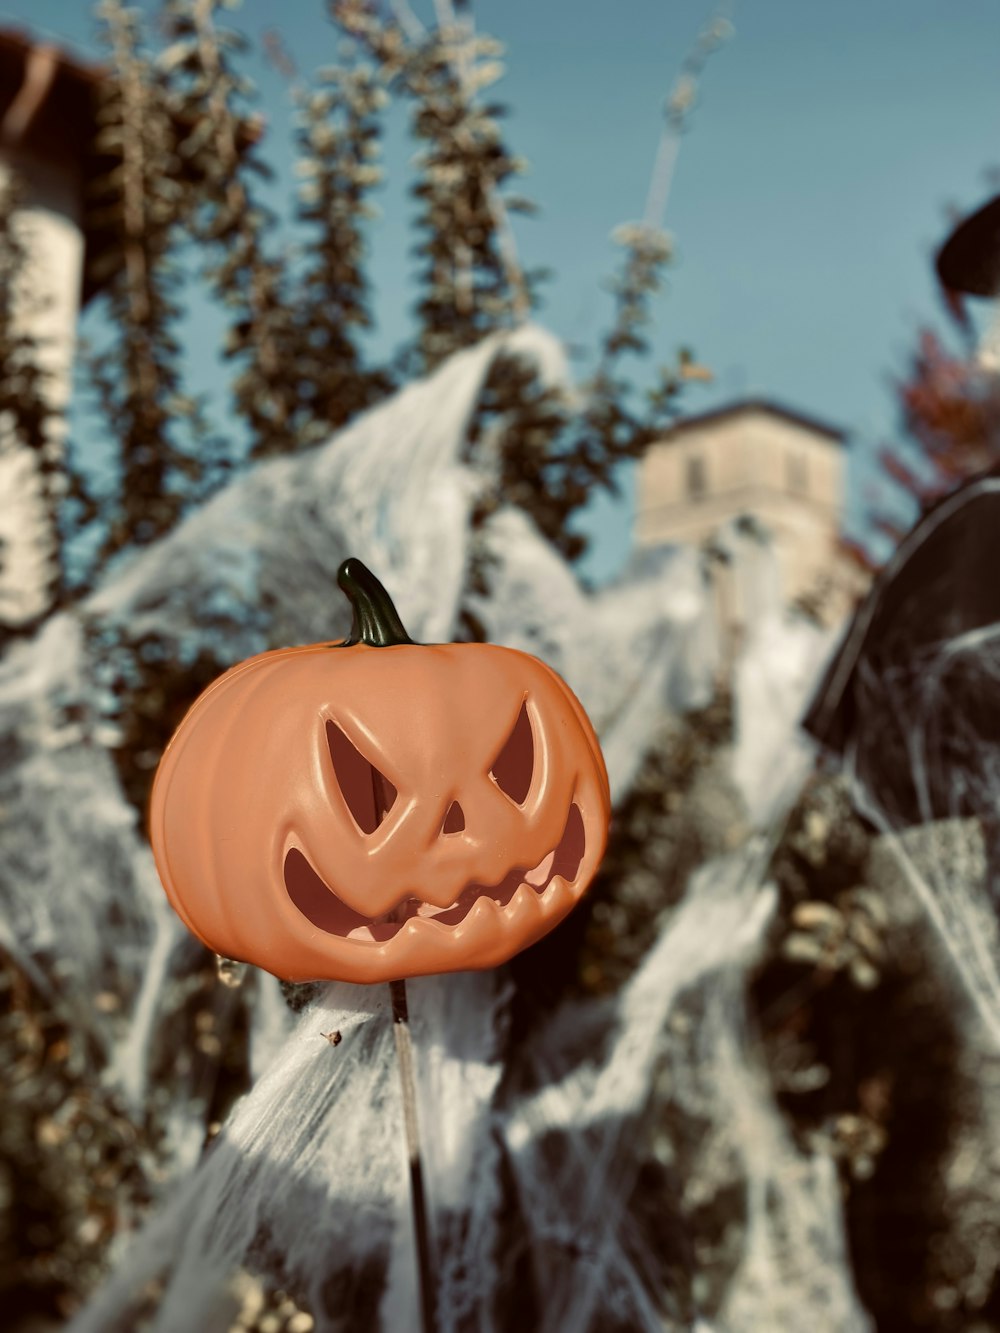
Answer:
[{"left": 441, "top": 801, "right": 465, "bottom": 835}]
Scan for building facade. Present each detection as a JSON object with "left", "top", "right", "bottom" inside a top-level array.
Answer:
[{"left": 636, "top": 399, "right": 858, "bottom": 645}]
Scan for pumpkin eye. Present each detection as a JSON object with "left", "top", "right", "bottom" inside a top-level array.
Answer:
[
  {"left": 489, "top": 701, "right": 534, "bottom": 805},
  {"left": 441, "top": 800, "right": 465, "bottom": 834},
  {"left": 326, "top": 720, "right": 397, "bottom": 834}
]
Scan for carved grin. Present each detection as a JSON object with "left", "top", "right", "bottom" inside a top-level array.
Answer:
[{"left": 285, "top": 803, "right": 586, "bottom": 943}]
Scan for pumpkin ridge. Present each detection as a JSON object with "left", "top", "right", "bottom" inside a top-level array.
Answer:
[
  {"left": 225, "top": 658, "right": 305, "bottom": 959},
  {"left": 198, "top": 655, "right": 295, "bottom": 961},
  {"left": 532, "top": 656, "right": 609, "bottom": 800}
]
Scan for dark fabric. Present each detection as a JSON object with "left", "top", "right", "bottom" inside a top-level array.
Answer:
[{"left": 803, "top": 471, "right": 1000, "bottom": 827}]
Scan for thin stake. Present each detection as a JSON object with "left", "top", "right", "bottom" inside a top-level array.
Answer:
[
  {"left": 371, "top": 758, "right": 437, "bottom": 1333},
  {"left": 390, "top": 977, "right": 438, "bottom": 1333}
]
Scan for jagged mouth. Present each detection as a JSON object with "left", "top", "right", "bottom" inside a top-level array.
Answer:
[{"left": 285, "top": 803, "right": 586, "bottom": 943}]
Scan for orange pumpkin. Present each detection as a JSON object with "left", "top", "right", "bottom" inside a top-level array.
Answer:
[{"left": 148, "top": 559, "right": 610, "bottom": 983}]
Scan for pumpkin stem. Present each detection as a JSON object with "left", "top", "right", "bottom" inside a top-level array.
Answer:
[{"left": 337, "top": 559, "right": 416, "bottom": 647}]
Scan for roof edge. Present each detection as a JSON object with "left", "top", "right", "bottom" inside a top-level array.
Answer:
[{"left": 659, "top": 397, "right": 848, "bottom": 445}]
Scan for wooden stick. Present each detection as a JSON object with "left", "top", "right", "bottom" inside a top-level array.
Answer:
[
  {"left": 369, "top": 758, "right": 436, "bottom": 1330},
  {"left": 389, "top": 977, "right": 438, "bottom": 1333}
]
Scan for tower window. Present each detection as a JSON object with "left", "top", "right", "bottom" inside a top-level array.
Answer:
[
  {"left": 787, "top": 452, "right": 808, "bottom": 496},
  {"left": 686, "top": 452, "right": 707, "bottom": 499}
]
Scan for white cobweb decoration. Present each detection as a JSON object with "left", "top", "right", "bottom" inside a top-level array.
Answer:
[
  {"left": 0, "top": 325, "right": 872, "bottom": 1330},
  {"left": 812, "top": 479, "right": 1000, "bottom": 1050}
]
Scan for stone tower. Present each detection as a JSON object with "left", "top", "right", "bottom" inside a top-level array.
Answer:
[{"left": 635, "top": 399, "right": 853, "bottom": 644}]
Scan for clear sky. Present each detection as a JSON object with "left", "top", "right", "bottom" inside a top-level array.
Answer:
[{"left": 4, "top": 0, "right": 1000, "bottom": 580}]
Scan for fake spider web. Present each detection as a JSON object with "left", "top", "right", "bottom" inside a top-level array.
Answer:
[
  {"left": 806, "top": 477, "right": 1000, "bottom": 1049},
  {"left": 0, "top": 325, "right": 881, "bottom": 1332}
]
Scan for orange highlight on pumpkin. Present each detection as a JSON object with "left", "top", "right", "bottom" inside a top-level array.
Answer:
[{"left": 148, "top": 559, "right": 611, "bottom": 983}]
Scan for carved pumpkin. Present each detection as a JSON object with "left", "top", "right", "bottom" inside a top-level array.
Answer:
[{"left": 149, "top": 559, "right": 610, "bottom": 983}]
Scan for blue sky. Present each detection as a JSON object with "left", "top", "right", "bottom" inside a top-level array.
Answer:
[{"left": 5, "top": 0, "right": 1000, "bottom": 579}]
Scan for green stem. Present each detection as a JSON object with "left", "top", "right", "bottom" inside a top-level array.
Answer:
[{"left": 337, "top": 558, "right": 416, "bottom": 647}]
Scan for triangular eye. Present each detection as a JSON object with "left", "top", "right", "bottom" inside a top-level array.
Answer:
[
  {"left": 442, "top": 801, "right": 465, "bottom": 834},
  {"left": 490, "top": 701, "right": 533, "bottom": 805},
  {"left": 326, "top": 721, "right": 397, "bottom": 834}
]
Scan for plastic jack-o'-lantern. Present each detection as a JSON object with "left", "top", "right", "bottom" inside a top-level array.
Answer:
[{"left": 149, "top": 559, "right": 611, "bottom": 984}]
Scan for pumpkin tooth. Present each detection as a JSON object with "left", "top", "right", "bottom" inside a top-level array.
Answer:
[
  {"left": 346, "top": 924, "right": 376, "bottom": 942},
  {"left": 407, "top": 913, "right": 449, "bottom": 936},
  {"left": 506, "top": 881, "right": 543, "bottom": 926},
  {"left": 524, "top": 849, "right": 555, "bottom": 887},
  {"left": 540, "top": 875, "right": 574, "bottom": 918},
  {"left": 454, "top": 893, "right": 500, "bottom": 944}
]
